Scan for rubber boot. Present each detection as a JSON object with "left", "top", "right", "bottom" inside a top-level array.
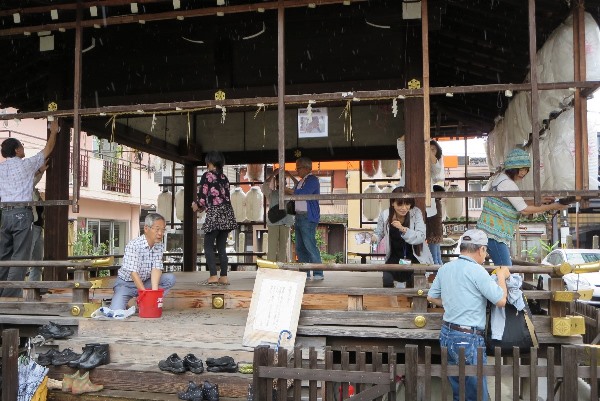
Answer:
[
  {"left": 62, "top": 370, "right": 80, "bottom": 392},
  {"left": 78, "top": 344, "right": 110, "bottom": 369},
  {"left": 71, "top": 371, "right": 103, "bottom": 394},
  {"left": 68, "top": 343, "right": 99, "bottom": 368}
]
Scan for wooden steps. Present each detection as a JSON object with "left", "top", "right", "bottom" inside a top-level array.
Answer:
[
  {"left": 47, "top": 388, "right": 246, "bottom": 401},
  {"left": 44, "top": 309, "right": 255, "bottom": 399},
  {"left": 47, "top": 364, "right": 252, "bottom": 398}
]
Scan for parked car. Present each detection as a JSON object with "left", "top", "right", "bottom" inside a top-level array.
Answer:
[{"left": 541, "top": 249, "right": 600, "bottom": 306}]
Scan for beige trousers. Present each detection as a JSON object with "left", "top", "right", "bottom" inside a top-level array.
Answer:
[{"left": 267, "top": 225, "right": 291, "bottom": 262}]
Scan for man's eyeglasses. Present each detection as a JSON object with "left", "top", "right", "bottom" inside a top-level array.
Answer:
[{"left": 150, "top": 226, "right": 166, "bottom": 233}]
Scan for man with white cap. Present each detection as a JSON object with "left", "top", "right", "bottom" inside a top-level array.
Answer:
[{"left": 428, "top": 229, "right": 510, "bottom": 401}]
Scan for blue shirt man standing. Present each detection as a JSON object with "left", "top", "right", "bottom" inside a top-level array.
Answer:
[{"left": 286, "top": 157, "right": 323, "bottom": 280}]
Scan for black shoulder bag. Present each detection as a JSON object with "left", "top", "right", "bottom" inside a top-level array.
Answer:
[{"left": 485, "top": 294, "right": 538, "bottom": 356}]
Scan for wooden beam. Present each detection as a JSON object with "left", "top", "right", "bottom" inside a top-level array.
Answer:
[
  {"left": 182, "top": 164, "right": 198, "bottom": 272},
  {"left": 1, "top": 81, "right": 598, "bottom": 121},
  {"left": 82, "top": 118, "right": 185, "bottom": 163},
  {"left": 72, "top": 2, "right": 83, "bottom": 213},
  {"left": 277, "top": 0, "right": 286, "bottom": 208},
  {"left": 529, "top": 0, "right": 541, "bottom": 205},
  {"left": 44, "top": 118, "right": 70, "bottom": 280},
  {"left": 0, "top": 0, "right": 369, "bottom": 37}
]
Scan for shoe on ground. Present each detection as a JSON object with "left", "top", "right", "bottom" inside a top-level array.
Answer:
[
  {"left": 206, "top": 356, "right": 235, "bottom": 367},
  {"left": 312, "top": 275, "right": 324, "bottom": 281},
  {"left": 37, "top": 349, "right": 60, "bottom": 366},
  {"left": 78, "top": 344, "right": 110, "bottom": 370},
  {"left": 71, "top": 371, "right": 103, "bottom": 395},
  {"left": 158, "top": 353, "right": 186, "bottom": 374},
  {"left": 183, "top": 354, "right": 204, "bottom": 374},
  {"left": 178, "top": 381, "right": 203, "bottom": 400},
  {"left": 39, "top": 321, "right": 74, "bottom": 339},
  {"left": 202, "top": 380, "right": 220, "bottom": 401},
  {"left": 52, "top": 348, "right": 82, "bottom": 366}
]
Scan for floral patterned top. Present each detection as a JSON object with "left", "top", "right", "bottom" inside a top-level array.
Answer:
[{"left": 196, "top": 170, "right": 231, "bottom": 212}]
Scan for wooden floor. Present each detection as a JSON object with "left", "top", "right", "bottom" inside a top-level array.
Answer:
[
  {"left": 35, "top": 270, "right": 400, "bottom": 401},
  {"left": 3, "top": 270, "right": 585, "bottom": 400}
]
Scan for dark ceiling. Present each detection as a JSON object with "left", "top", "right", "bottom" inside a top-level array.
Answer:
[{"left": 0, "top": 0, "right": 598, "bottom": 163}]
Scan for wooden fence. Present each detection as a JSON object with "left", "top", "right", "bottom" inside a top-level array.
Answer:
[{"left": 253, "top": 344, "right": 600, "bottom": 401}]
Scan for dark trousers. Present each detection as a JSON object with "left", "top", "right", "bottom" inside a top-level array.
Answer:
[
  {"left": 204, "top": 230, "right": 230, "bottom": 277},
  {"left": 0, "top": 208, "right": 33, "bottom": 297}
]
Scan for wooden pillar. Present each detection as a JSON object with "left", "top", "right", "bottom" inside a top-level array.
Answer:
[
  {"left": 2, "top": 328, "right": 19, "bottom": 401},
  {"left": 183, "top": 164, "right": 198, "bottom": 272},
  {"left": 44, "top": 119, "right": 70, "bottom": 281},
  {"left": 403, "top": 22, "right": 426, "bottom": 213}
]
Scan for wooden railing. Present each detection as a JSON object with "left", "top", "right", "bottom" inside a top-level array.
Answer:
[
  {"left": 259, "top": 261, "right": 596, "bottom": 344},
  {"left": 253, "top": 344, "right": 600, "bottom": 401},
  {"left": 0, "top": 260, "right": 94, "bottom": 317}
]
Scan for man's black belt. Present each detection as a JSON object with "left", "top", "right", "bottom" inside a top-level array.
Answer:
[
  {"left": 443, "top": 321, "right": 484, "bottom": 336},
  {"left": 1, "top": 206, "right": 32, "bottom": 211}
]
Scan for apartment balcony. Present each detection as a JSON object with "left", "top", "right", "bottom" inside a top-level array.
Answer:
[
  {"left": 67, "top": 150, "right": 159, "bottom": 206},
  {"left": 102, "top": 159, "right": 131, "bottom": 194}
]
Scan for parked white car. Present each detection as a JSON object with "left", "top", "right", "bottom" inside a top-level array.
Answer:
[{"left": 541, "top": 249, "right": 600, "bottom": 306}]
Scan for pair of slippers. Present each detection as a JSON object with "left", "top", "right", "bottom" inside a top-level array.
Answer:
[{"left": 199, "top": 279, "right": 230, "bottom": 287}]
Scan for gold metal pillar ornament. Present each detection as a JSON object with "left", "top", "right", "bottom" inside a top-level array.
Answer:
[
  {"left": 414, "top": 316, "right": 426, "bottom": 328},
  {"left": 408, "top": 79, "right": 421, "bottom": 89},
  {"left": 83, "top": 302, "right": 102, "bottom": 318},
  {"left": 212, "top": 294, "right": 225, "bottom": 309},
  {"left": 214, "top": 90, "right": 226, "bottom": 101},
  {"left": 47, "top": 101, "right": 58, "bottom": 111},
  {"left": 552, "top": 317, "right": 572, "bottom": 336},
  {"left": 70, "top": 305, "right": 81, "bottom": 316}
]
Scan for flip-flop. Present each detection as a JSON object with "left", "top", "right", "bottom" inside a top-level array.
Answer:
[{"left": 200, "top": 280, "right": 218, "bottom": 286}]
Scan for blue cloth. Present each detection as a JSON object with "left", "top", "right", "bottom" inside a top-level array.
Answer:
[
  {"left": 429, "top": 243, "right": 442, "bottom": 265},
  {"left": 294, "top": 213, "right": 322, "bottom": 277},
  {"left": 486, "top": 238, "right": 513, "bottom": 266},
  {"left": 111, "top": 273, "right": 176, "bottom": 310},
  {"left": 490, "top": 273, "right": 525, "bottom": 340},
  {"left": 440, "top": 324, "right": 489, "bottom": 401},
  {"left": 429, "top": 255, "right": 504, "bottom": 329},
  {"left": 294, "top": 174, "right": 320, "bottom": 223}
]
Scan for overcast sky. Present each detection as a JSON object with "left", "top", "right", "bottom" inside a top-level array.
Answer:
[{"left": 438, "top": 137, "right": 487, "bottom": 157}]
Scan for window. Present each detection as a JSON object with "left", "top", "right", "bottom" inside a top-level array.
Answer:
[
  {"left": 318, "top": 176, "right": 332, "bottom": 205},
  {"left": 83, "top": 219, "right": 127, "bottom": 254},
  {"left": 468, "top": 181, "right": 483, "bottom": 210}
]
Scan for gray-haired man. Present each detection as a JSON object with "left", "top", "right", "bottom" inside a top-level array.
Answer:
[
  {"left": 428, "top": 229, "right": 509, "bottom": 401},
  {"left": 111, "top": 213, "right": 176, "bottom": 310}
]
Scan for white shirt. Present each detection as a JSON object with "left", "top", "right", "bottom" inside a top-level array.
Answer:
[{"left": 0, "top": 151, "right": 45, "bottom": 202}]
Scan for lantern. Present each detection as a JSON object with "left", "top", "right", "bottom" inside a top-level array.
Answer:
[
  {"left": 445, "top": 184, "right": 464, "bottom": 219},
  {"left": 157, "top": 190, "right": 173, "bottom": 221},
  {"left": 175, "top": 188, "right": 185, "bottom": 221},
  {"left": 362, "top": 160, "right": 380, "bottom": 177},
  {"left": 231, "top": 187, "right": 247, "bottom": 222},
  {"left": 363, "top": 184, "right": 381, "bottom": 221},
  {"left": 380, "top": 160, "right": 399, "bottom": 177},
  {"left": 245, "top": 186, "right": 264, "bottom": 222}
]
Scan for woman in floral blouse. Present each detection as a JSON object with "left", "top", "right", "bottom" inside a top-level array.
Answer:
[{"left": 192, "top": 151, "right": 237, "bottom": 285}]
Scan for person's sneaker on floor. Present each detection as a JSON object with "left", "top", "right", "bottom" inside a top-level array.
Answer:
[
  {"left": 183, "top": 354, "right": 204, "bottom": 374},
  {"left": 312, "top": 275, "right": 324, "bottom": 281},
  {"left": 158, "top": 353, "right": 186, "bottom": 373}
]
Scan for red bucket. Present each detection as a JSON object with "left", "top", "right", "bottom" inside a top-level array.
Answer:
[{"left": 137, "top": 289, "right": 164, "bottom": 318}]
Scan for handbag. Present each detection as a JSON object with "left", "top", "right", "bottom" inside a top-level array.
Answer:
[
  {"left": 485, "top": 294, "right": 538, "bottom": 356},
  {"left": 286, "top": 200, "right": 295, "bottom": 215},
  {"left": 267, "top": 206, "right": 287, "bottom": 224}
]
